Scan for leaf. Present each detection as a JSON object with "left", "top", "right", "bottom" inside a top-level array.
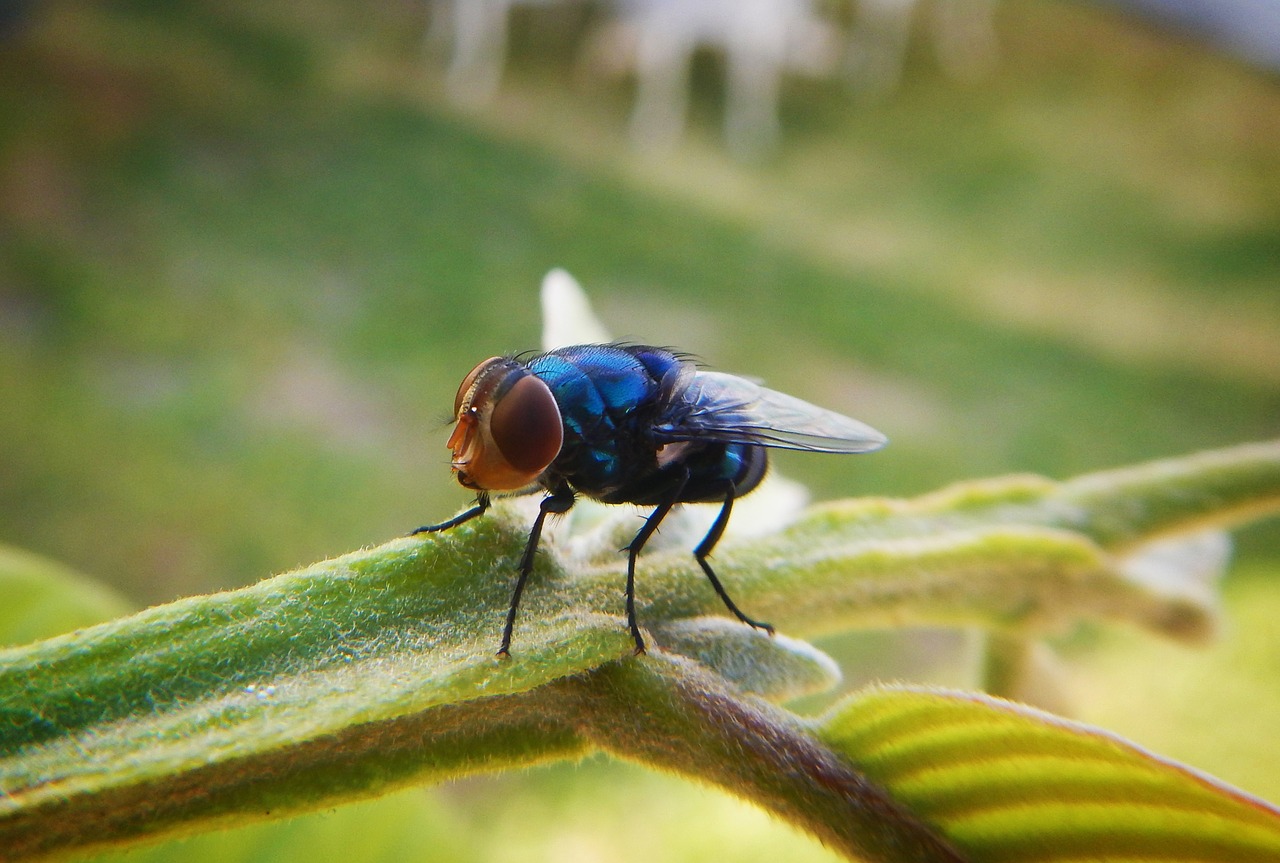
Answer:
[
  {"left": 0, "top": 513, "right": 630, "bottom": 861},
  {"left": 0, "top": 545, "right": 133, "bottom": 648},
  {"left": 2, "top": 440, "right": 1280, "bottom": 861},
  {"left": 713, "top": 440, "right": 1280, "bottom": 643},
  {"left": 651, "top": 615, "right": 841, "bottom": 701},
  {"left": 819, "top": 686, "right": 1280, "bottom": 863}
]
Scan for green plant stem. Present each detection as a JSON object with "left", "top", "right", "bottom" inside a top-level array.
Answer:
[
  {"left": 0, "top": 653, "right": 965, "bottom": 863},
  {"left": 1055, "top": 441, "right": 1280, "bottom": 550},
  {"left": 2, "top": 440, "right": 1279, "bottom": 861},
  {"left": 574, "top": 655, "right": 966, "bottom": 863}
]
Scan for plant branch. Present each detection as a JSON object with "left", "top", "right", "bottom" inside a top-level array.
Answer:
[
  {"left": 2, "top": 440, "right": 1279, "bottom": 861},
  {"left": 573, "top": 655, "right": 967, "bottom": 863}
]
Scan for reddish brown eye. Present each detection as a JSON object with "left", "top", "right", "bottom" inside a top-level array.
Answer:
[{"left": 490, "top": 374, "right": 562, "bottom": 474}]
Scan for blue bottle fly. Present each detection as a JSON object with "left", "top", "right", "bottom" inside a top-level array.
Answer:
[{"left": 413, "top": 344, "right": 887, "bottom": 656}]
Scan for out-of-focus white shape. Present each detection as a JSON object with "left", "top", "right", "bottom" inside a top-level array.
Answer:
[
  {"left": 727, "top": 470, "right": 810, "bottom": 537},
  {"left": 650, "top": 471, "right": 811, "bottom": 553},
  {"left": 1118, "top": 529, "right": 1232, "bottom": 613},
  {"left": 559, "top": 470, "right": 810, "bottom": 565},
  {"left": 429, "top": 0, "right": 574, "bottom": 104},
  {"left": 847, "top": 0, "right": 998, "bottom": 100},
  {"left": 540, "top": 268, "right": 613, "bottom": 350},
  {"left": 587, "top": 0, "right": 841, "bottom": 159}
]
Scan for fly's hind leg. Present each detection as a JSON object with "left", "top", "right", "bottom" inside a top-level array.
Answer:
[
  {"left": 696, "top": 483, "right": 774, "bottom": 636},
  {"left": 499, "top": 484, "right": 576, "bottom": 657}
]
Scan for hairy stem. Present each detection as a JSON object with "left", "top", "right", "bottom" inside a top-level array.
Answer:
[{"left": 574, "top": 655, "right": 967, "bottom": 863}]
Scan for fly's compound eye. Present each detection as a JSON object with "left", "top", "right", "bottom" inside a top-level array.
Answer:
[
  {"left": 445, "top": 359, "right": 562, "bottom": 491},
  {"left": 489, "top": 373, "right": 562, "bottom": 477}
]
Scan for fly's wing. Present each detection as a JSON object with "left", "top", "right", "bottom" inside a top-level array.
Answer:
[{"left": 654, "top": 371, "right": 887, "bottom": 453}]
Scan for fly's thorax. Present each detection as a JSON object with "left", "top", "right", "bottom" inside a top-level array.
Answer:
[
  {"left": 523, "top": 345, "right": 674, "bottom": 497},
  {"left": 447, "top": 357, "right": 563, "bottom": 491}
]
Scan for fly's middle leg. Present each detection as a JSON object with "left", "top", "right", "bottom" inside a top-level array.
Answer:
[{"left": 624, "top": 468, "right": 691, "bottom": 654}]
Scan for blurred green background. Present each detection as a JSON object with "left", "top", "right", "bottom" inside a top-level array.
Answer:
[{"left": 2, "top": 1, "right": 1278, "bottom": 861}]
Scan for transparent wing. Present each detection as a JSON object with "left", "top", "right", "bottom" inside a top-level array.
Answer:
[{"left": 655, "top": 371, "right": 888, "bottom": 454}]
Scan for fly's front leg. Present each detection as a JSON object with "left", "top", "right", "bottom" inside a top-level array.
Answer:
[
  {"left": 695, "top": 483, "right": 774, "bottom": 635},
  {"left": 499, "top": 483, "right": 575, "bottom": 657},
  {"left": 624, "top": 469, "right": 691, "bottom": 655},
  {"left": 410, "top": 493, "right": 491, "bottom": 535}
]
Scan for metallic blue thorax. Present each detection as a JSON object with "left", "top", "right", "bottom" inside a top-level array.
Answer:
[{"left": 525, "top": 345, "right": 765, "bottom": 505}]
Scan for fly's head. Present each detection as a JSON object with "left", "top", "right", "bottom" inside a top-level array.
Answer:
[{"left": 447, "top": 357, "right": 563, "bottom": 491}]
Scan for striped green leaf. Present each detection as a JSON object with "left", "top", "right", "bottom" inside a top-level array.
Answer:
[{"left": 821, "top": 686, "right": 1280, "bottom": 862}]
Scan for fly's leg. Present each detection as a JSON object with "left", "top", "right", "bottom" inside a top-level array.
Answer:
[
  {"left": 410, "top": 493, "right": 491, "bottom": 535},
  {"left": 499, "top": 484, "right": 576, "bottom": 657},
  {"left": 695, "top": 483, "right": 774, "bottom": 635},
  {"left": 624, "top": 469, "right": 691, "bottom": 655}
]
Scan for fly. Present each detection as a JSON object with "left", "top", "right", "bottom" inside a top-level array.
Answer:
[{"left": 412, "top": 343, "right": 887, "bottom": 656}]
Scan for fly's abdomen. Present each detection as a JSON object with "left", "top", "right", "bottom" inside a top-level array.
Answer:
[{"left": 681, "top": 442, "right": 767, "bottom": 502}]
